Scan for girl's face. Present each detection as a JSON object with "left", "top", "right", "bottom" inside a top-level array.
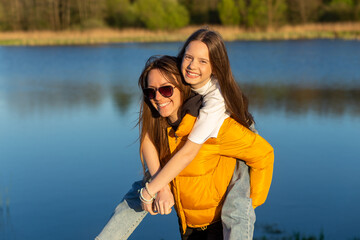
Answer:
[
  {"left": 181, "top": 40, "right": 212, "bottom": 89},
  {"left": 147, "top": 69, "right": 182, "bottom": 123}
]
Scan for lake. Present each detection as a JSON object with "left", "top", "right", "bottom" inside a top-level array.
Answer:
[{"left": 1, "top": 40, "right": 359, "bottom": 240}]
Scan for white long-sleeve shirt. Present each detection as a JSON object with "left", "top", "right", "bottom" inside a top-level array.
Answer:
[{"left": 188, "top": 78, "right": 230, "bottom": 144}]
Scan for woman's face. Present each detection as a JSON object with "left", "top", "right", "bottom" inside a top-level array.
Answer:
[
  {"left": 147, "top": 69, "right": 182, "bottom": 123},
  {"left": 181, "top": 40, "right": 212, "bottom": 89}
]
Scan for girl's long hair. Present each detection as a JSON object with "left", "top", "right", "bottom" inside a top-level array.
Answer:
[
  {"left": 138, "top": 55, "right": 191, "bottom": 173},
  {"left": 177, "top": 28, "right": 254, "bottom": 128}
]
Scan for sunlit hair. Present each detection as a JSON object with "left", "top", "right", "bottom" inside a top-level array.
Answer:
[
  {"left": 138, "top": 55, "right": 191, "bottom": 173},
  {"left": 177, "top": 28, "right": 254, "bottom": 128}
]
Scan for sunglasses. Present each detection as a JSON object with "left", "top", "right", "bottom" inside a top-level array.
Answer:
[{"left": 143, "top": 86, "right": 175, "bottom": 99}]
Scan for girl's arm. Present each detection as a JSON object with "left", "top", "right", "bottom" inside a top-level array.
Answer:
[{"left": 142, "top": 139, "right": 202, "bottom": 199}]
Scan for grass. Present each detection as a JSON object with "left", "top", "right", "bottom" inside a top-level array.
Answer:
[{"left": 1, "top": 22, "right": 360, "bottom": 46}]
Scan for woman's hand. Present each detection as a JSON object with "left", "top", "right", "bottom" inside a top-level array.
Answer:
[
  {"left": 141, "top": 185, "right": 174, "bottom": 215},
  {"left": 141, "top": 201, "right": 158, "bottom": 215},
  {"left": 141, "top": 186, "right": 158, "bottom": 215},
  {"left": 154, "top": 185, "right": 174, "bottom": 215}
]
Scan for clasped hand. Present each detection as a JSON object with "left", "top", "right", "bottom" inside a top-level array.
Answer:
[{"left": 141, "top": 185, "right": 174, "bottom": 215}]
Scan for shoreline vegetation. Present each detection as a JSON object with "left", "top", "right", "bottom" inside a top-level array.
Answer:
[{"left": 1, "top": 23, "right": 360, "bottom": 46}]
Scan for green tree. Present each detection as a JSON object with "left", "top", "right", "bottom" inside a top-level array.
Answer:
[
  {"left": 180, "top": 0, "right": 221, "bottom": 24},
  {"left": 321, "top": 0, "right": 357, "bottom": 21},
  {"left": 267, "top": 0, "right": 287, "bottom": 27},
  {"left": 287, "top": 0, "right": 322, "bottom": 23},
  {"left": 218, "top": 0, "right": 240, "bottom": 25},
  {"left": 0, "top": 1, "right": 4, "bottom": 30},
  {"left": 237, "top": 0, "right": 247, "bottom": 26},
  {"left": 232, "top": 0, "right": 286, "bottom": 28},
  {"left": 0, "top": 1, "right": 4, "bottom": 29},
  {"left": 75, "top": 0, "right": 106, "bottom": 29},
  {"left": 355, "top": 1, "right": 360, "bottom": 21},
  {"left": 104, "top": 0, "right": 137, "bottom": 28},
  {"left": 330, "top": 0, "right": 354, "bottom": 5},
  {"left": 247, "top": 0, "right": 268, "bottom": 28},
  {"left": 134, "top": 0, "right": 189, "bottom": 30},
  {"left": 2, "top": 0, "right": 23, "bottom": 30}
]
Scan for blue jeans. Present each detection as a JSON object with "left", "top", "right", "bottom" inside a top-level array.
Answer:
[
  {"left": 95, "top": 180, "right": 148, "bottom": 240},
  {"left": 96, "top": 161, "right": 255, "bottom": 240},
  {"left": 222, "top": 160, "right": 256, "bottom": 240}
]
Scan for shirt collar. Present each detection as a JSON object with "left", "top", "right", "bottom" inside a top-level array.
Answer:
[{"left": 168, "top": 91, "right": 202, "bottom": 131}]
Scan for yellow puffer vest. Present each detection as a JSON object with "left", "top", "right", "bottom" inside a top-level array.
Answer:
[
  {"left": 167, "top": 114, "right": 236, "bottom": 233},
  {"left": 166, "top": 113, "right": 274, "bottom": 234}
]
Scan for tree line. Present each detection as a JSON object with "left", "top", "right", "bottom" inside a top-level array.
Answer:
[{"left": 0, "top": 0, "right": 359, "bottom": 31}]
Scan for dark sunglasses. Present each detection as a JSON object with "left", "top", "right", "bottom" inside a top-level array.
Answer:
[{"left": 143, "top": 86, "right": 174, "bottom": 99}]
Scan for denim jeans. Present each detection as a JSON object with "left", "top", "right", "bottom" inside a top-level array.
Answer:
[
  {"left": 222, "top": 160, "right": 256, "bottom": 240},
  {"left": 96, "top": 162, "right": 255, "bottom": 240},
  {"left": 95, "top": 179, "right": 148, "bottom": 240}
]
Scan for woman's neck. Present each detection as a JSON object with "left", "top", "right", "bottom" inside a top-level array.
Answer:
[
  {"left": 167, "top": 92, "right": 202, "bottom": 130},
  {"left": 168, "top": 112, "right": 180, "bottom": 125}
]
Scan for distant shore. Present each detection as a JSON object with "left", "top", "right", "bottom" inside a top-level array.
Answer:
[{"left": 1, "top": 23, "right": 360, "bottom": 46}]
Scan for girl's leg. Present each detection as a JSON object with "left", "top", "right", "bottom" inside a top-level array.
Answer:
[
  {"left": 221, "top": 160, "right": 256, "bottom": 240},
  {"left": 95, "top": 179, "right": 148, "bottom": 240}
]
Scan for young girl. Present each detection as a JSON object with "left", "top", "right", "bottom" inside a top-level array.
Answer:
[{"left": 141, "top": 29, "right": 272, "bottom": 238}]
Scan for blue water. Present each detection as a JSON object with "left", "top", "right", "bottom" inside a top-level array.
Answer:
[{"left": 1, "top": 40, "right": 360, "bottom": 240}]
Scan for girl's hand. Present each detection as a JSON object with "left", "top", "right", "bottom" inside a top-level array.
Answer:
[{"left": 154, "top": 185, "right": 174, "bottom": 215}]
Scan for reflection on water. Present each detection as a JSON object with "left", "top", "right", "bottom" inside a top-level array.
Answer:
[
  {"left": 110, "top": 85, "right": 138, "bottom": 115},
  {"left": 5, "top": 81, "right": 105, "bottom": 116},
  {"left": 0, "top": 186, "right": 15, "bottom": 240},
  {"left": 244, "top": 84, "right": 360, "bottom": 117},
  {"left": 5, "top": 80, "right": 360, "bottom": 118}
]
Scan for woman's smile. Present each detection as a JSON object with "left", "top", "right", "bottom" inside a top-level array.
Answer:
[{"left": 156, "top": 101, "right": 171, "bottom": 108}]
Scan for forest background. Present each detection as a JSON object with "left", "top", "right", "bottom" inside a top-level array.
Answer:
[{"left": 0, "top": 0, "right": 360, "bottom": 45}]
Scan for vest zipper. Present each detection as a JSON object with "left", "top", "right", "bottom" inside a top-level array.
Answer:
[{"left": 175, "top": 133, "right": 178, "bottom": 144}]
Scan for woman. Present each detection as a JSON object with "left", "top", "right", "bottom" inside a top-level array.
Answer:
[{"left": 96, "top": 55, "right": 273, "bottom": 240}]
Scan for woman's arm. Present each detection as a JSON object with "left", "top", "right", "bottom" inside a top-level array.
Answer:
[
  {"left": 141, "top": 133, "right": 176, "bottom": 215},
  {"left": 142, "top": 133, "right": 161, "bottom": 177}
]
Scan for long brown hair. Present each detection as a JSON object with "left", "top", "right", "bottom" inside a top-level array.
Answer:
[
  {"left": 138, "top": 55, "right": 191, "bottom": 173},
  {"left": 177, "top": 28, "right": 254, "bottom": 128}
]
